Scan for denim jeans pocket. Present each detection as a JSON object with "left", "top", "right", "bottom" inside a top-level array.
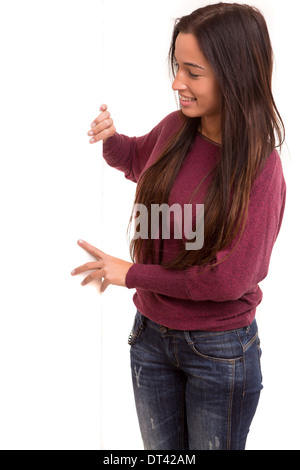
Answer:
[
  {"left": 128, "top": 310, "right": 145, "bottom": 346},
  {"left": 184, "top": 330, "right": 244, "bottom": 363},
  {"left": 184, "top": 321, "right": 259, "bottom": 363}
]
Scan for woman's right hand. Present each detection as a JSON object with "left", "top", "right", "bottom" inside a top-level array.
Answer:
[{"left": 87, "top": 104, "right": 116, "bottom": 144}]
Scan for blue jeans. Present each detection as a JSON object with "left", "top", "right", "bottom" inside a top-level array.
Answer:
[{"left": 129, "top": 310, "right": 263, "bottom": 450}]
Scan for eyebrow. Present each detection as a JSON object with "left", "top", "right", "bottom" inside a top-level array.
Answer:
[
  {"left": 183, "top": 62, "right": 206, "bottom": 71},
  {"left": 174, "top": 56, "right": 206, "bottom": 71}
]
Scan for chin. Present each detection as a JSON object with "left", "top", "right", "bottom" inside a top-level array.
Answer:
[{"left": 180, "top": 107, "right": 202, "bottom": 118}]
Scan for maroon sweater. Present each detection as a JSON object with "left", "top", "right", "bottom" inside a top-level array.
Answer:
[{"left": 103, "top": 111, "right": 286, "bottom": 331}]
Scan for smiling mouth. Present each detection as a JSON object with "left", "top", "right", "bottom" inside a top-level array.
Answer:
[{"left": 179, "top": 94, "right": 197, "bottom": 102}]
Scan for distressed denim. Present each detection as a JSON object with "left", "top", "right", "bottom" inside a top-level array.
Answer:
[{"left": 129, "top": 310, "right": 263, "bottom": 451}]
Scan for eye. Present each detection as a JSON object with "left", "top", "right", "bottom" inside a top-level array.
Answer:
[
  {"left": 188, "top": 71, "right": 201, "bottom": 78},
  {"left": 173, "top": 60, "right": 202, "bottom": 79}
]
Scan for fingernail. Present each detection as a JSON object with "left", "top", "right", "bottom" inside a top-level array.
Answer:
[
  {"left": 90, "top": 138, "right": 95, "bottom": 143},
  {"left": 91, "top": 122, "right": 96, "bottom": 128},
  {"left": 88, "top": 130, "right": 94, "bottom": 136},
  {"left": 78, "top": 239, "right": 83, "bottom": 244},
  {"left": 71, "top": 270, "right": 75, "bottom": 275}
]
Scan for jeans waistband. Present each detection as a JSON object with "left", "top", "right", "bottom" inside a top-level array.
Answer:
[{"left": 136, "top": 310, "right": 257, "bottom": 337}]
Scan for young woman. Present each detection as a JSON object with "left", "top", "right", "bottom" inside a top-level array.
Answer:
[{"left": 71, "top": 3, "right": 286, "bottom": 450}]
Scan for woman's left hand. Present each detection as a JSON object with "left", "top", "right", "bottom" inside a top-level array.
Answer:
[{"left": 71, "top": 239, "right": 133, "bottom": 293}]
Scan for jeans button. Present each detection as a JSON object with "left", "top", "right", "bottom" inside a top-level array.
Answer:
[{"left": 160, "top": 326, "right": 167, "bottom": 333}]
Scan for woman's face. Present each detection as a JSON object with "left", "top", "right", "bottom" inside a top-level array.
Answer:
[{"left": 172, "top": 33, "right": 221, "bottom": 120}]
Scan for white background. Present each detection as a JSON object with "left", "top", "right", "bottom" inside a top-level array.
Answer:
[{"left": 0, "top": 0, "right": 299, "bottom": 450}]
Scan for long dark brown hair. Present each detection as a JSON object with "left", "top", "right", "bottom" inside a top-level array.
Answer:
[{"left": 128, "top": 2, "right": 285, "bottom": 270}]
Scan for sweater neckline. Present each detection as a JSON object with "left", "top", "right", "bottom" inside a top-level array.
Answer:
[{"left": 197, "top": 131, "right": 222, "bottom": 148}]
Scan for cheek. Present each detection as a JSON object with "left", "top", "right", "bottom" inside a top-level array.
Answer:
[
  {"left": 209, "top": 80, "right": 221, "bottom": 106},
  {"left": 196, "top": 83, "right": 221, "bottom": 110}
]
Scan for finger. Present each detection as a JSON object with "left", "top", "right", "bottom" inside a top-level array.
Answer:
[
  {"left": 71, "top": 261, "right": 103, "bottom": 276},
  {"left": 88, "top": 117, "right": 114, "bottom": 140},
  {"left": 90, "top": 110, "right": 110, "bottom": 130},
  {"left": 77, "top": 239, "right": 105, "bottom": 259},
  {"left": 100, "top": 104, "right": 107, "bottom": 112},
  {"left": 100, "top": 278, "right": 110, "bottom": 293},
  {"left": 89, "top": 122, "right": 116, "bottom": 144},
  {"left": 81, "top": 269, "right": 105, "bottom": 286}
]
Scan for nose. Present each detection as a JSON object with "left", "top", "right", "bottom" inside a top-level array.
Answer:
[{"left": 172, "top": 72, "right": 187, "bottom": 92}]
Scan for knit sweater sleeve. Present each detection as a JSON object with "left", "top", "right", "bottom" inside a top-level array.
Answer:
[
  {"left": 102, "top": 111, "right": 183, "bottom": 183},
  {"left": 125, "top": 150, "right": 286, "bottom": 302}
]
